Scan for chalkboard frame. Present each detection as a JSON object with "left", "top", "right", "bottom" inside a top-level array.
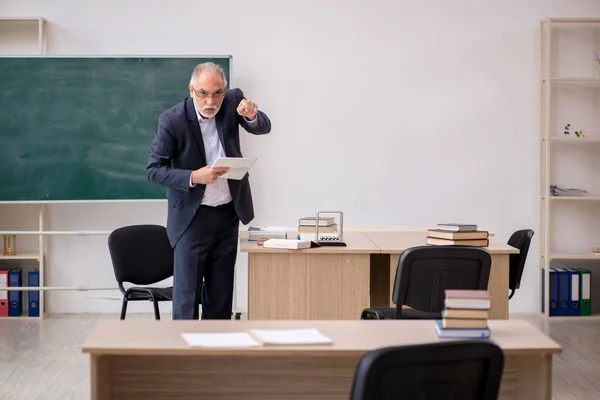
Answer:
[{"left": 0, "top": 55, "right": 233, "bottom": 204}]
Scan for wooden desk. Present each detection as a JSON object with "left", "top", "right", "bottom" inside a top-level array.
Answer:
[
  {"left": 240, "top": 230, "right": 519, "bottom": 320},
  {"left": 82, "top": 319, "right": 560, "bottom": 400},
  {"left": 240, "top": 231, "right": 380, "bottom": 319},
  {"left": 363, "top": 230, "right": 519, "bottom": 319}
]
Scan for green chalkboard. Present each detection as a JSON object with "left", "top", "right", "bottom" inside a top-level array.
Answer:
[{"left": 0, "top": 56, "right": 232, "bottom": 202}]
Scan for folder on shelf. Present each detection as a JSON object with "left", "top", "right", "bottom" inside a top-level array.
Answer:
[
  {"left": 565, "top": 268, "right": 580, "bottom": 316},
  {"left": 577, "top": 268, "right": 591, "bottom": 316},
  {"left": 0, "top": 270, "right": 8, "bottom": 317},
  {"left": 542, "top": 268, "right": 559, "bottom": 316},
  {"left": 8, "top": 268, "right": 21, "bottom": 317},
  {"left": 554, "top": 268, "right": 570, "bottom": 316},
  {"left": 28, "top": 270, "right": 39, "bottom": 317}
]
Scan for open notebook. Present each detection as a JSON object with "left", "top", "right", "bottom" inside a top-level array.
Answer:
[{"left": 181, "top": 328, "right": 333, "bottom": 348}]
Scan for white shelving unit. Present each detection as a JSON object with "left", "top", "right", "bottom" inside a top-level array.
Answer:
[
  {"left": 0, "top": 18, "right": 47, "bottom": 318},
  {"left": 540, "top": 18, "right": 600, "bottom": 319}
]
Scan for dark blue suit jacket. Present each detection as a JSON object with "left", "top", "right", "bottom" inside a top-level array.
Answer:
[{"left": 146, "top": 88, "right": 271, "bottom": 247}]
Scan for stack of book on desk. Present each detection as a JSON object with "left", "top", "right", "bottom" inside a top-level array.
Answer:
[
  {"left": 435, "top": 290, "right": 491, "bottom": 338},
  {"left": 297, "top": 216, "right": 339, "bottom": 240},
  {"left": 426, "top": 223, "right": 489, "bottom": 247}
]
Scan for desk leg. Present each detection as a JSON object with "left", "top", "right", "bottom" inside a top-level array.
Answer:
[
  {"left": 91, "top": 355, "right": 111, "bottom": 400},
  {"left": 248, "top": 253, "right": 370, "bottom": 319},
  {"left": 389, "top": 255, "right": 400, "bottom": 307},
  {"left": 388, "top": 254, "right": 509, "bottom": 319},
  {"left": 489, "top": 254, "right": 509, "bottom": 319}
]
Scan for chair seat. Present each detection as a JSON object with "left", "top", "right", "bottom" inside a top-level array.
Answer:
[
  {"left": 125, "top": 287, "right": 173, "bottom": 301},
  {"left": 361, "top": 307, "right": 442, "bottom": 320}
]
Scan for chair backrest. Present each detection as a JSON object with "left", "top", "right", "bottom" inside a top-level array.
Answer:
[
  {"left": 392, "top": 246, "right": 491, "bottom": 316},
  {"left": 107, "top": 224, "right": 174, "bottom": 286},
  {"left": 350, "top": 340, "right": 504, "bottom": 400},
  {"left": 507, "top": 229, "right": 534, "bottom": 291}
]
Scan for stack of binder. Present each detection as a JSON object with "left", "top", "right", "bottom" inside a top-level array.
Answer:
[
  {"left": 542, "top": 267, "right": 591, "bottom": 317},
  {"left": 0, "top": 268, "right": 38, "bottom": 317},
  {"left": 435, "top": 290, "right": 491, "bottom": 338}
]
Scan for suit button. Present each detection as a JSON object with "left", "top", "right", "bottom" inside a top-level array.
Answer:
[{"left": 193, "top": 208, "right": 197, "bottom": 214}]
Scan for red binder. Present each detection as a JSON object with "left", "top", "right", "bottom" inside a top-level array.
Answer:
[{"left": 0, "top": 270, "right": 8, "bottom": 317}]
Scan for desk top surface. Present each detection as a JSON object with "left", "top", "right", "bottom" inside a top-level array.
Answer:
[
  {"left": 240, "top": 230, "right": 519, "bottom": 255},
  {"left": 363, "top": 230, "right": 519, "bottom": 255},
  {"left": 239, "top": 231, "right": 380, "bottom": 254},
  {"left": 82, "top": 319, "right": 560, "bottom": 357}
]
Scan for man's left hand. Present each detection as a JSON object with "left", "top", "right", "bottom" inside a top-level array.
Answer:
[{"left": 237, "top": 99, "right": 258, "bottom": 120}]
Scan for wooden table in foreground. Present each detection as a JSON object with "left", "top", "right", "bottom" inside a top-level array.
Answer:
[
  {"left": 240, "top": 230, "right": 519, "bottom": 320},
  {"left": 363, "top": 230, "right": 520, "bottom": 319},
  {"left": 82, "top": 319, "right": 560, "bottom": 400}
]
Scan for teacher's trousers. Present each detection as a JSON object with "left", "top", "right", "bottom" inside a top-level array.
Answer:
[{"left": 172, "top": 201, "right": 238, "bottom": 320}]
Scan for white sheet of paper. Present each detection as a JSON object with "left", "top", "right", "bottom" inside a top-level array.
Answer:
[
  {"left": 181, "top": 332, "right": 261, "bottom": 348},
  {"left": 211, "top": 157, "right": 257, "bottom": 180},
  {"left": 249, "top": 328, "right": 333, "bottom": 345}
]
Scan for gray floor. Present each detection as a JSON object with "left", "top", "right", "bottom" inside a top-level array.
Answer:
[{"left": 0, "top": 313, "right": 598, "bottom": 400}]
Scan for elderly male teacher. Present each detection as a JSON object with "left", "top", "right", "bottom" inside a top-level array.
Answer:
[{"left": 147, "top": 62, "right": 271, "bottom": 320}]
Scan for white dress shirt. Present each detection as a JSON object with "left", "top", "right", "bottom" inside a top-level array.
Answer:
[{"left": 190, "top": 104, "right": 257, "bottom": 207}]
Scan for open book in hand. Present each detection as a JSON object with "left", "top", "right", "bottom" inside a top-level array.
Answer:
[{"left": 211, "top": 157, "right": 257, "bottom": 180}]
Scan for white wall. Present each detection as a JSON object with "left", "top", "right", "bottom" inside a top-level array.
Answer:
[{"left": 1, "top": 0, "right": 598, "bottom": 316}]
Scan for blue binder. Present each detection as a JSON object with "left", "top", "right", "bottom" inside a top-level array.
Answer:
[
  {"left": 554, "top": 268, "right": 570, "bottom": 316},
  {"left": 8, "top": 268, "right": 21, "bottom": 317},
  {"left": 545, "top": 268, "right": 559, "bottom": 316},
  {"left": 28, "top": 270, "right": 39, "bottom": 317},
  {"left": 565, "top": 268, "right": 581, "bottom": 316}
]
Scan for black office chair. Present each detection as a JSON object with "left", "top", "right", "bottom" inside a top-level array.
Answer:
[
  {"left": 107, "top": 224, "right": 174, "bottom": 320},
  {"left": 507, "top": 229, "right": 534, "bottom": 300},
  {"left": 350, "top": 340, "right": 505, "bottom": 400},
  {"left": 361, "top": 245, "right": 491, "bottom": 320}
]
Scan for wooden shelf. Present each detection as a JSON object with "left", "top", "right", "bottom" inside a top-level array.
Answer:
[
  {"left": 542, "top": 18, "right": 600, "bottom": 23},
  {"left": 548, "top": 195, "right": 600, "bottom": 201},
  {"left": 549, "top": 252, "right": 600, "bottom": 260},
  {"left": 0, "top": 253, "right": 40, "bottom": 260},
  {"left": 540, "top": 314, "right": 600, "bottom": 320},
  {"left": 544, "top": 77, "right": 600, "bottom": 82},
  {"left": 0, "top": 17, "right": 47, "bottom": 22},
  {"left": 547, "top": 137, "right": 600, "bottom": 144}
]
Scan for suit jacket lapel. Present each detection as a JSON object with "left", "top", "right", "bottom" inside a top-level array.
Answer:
[
  {"left": 215, "top": 106, "right": 226, "bottom": 155},
  {"left": 185, "top": 97, "right": 207, "bottom": 163}
]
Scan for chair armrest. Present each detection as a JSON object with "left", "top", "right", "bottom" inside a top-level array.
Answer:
[{"left": 361, "top": 307, "right": 395, "bottom": 320}]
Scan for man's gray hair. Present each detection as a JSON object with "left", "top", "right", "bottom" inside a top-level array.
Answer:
[{"left": 190, "top": 62, "right": 228, "bottom": 87}]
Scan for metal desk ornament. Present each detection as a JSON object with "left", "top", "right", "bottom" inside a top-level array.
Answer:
[{"left": 314, "top": 210, "right": 346, "bottom": 247}]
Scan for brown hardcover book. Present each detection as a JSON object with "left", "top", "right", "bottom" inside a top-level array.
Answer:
[
  {"left": 444, "top": 290, "right": 491, "bottom": 310},
  {"left": 427, "top": 229, "right": 489, "bottom": 240},
  {"left": 442, "top": 309, "right": 490, "bottom": 319},
  {"left": 426, "top": 237, "right": 489, "bottom": 247},
  {"left": 442, "top": 318, "right": 488, "bottom": 329},
  {"left": 298, "top": 217, "right": 335, "bottom": 226},
  {"left": 298, "top": 224, "right": 338, "bottom": 233},
  {"left": 445, "top": 290, "right": 491, "bottom": 299}
]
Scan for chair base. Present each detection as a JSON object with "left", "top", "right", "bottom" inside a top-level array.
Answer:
[{"left": 120, "top": 286, "right": 173, "bottom": 320}]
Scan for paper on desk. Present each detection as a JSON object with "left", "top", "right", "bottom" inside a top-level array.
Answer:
[
  {"left": 181, "top": 332, "right": 261, "bottom": 348},
  {"left": 211, "top": 157, "right": 257, "bottom": 180},
  {"left": 249, "top": 328, "right": 333, "bottom": 345}
]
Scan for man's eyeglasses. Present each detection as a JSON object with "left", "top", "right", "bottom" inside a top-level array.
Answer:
[{"left": 191, "top": 88, "right": 225, "bottom": 100}]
